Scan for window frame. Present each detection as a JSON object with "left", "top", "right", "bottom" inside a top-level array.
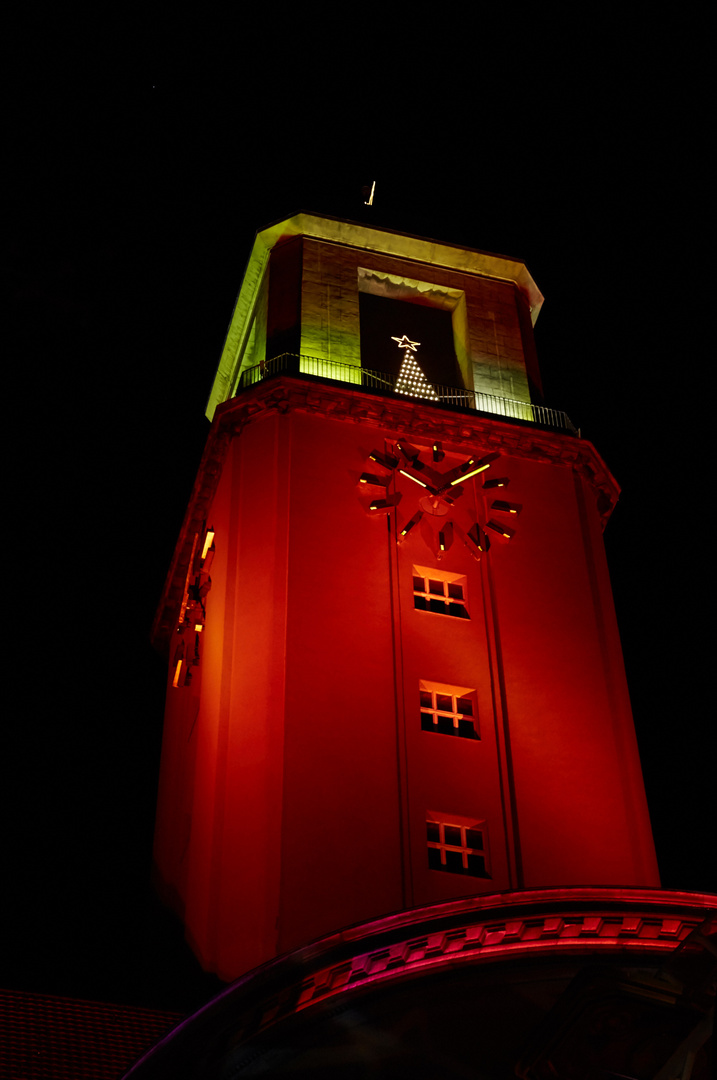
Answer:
[
  {"left": 426, "top": 813, "right": 490, "bottom": 878},
  {"left": 419, "top": 680, "right": 479, "bottom": 740},
  {"left": 412, "top": 565, "right": 469, "bottom": 619}
]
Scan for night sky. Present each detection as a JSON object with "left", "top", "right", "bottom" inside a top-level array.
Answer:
[{"left": 6, "top": 12, "right": 712, "bottom": 1014}]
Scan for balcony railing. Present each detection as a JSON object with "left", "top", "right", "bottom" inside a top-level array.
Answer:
[{"left": 237, "top": 354, "right": 577, "bottom": 434}]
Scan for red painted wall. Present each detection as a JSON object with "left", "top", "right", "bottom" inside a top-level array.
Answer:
[{"left": 154, "top": 393, "right": 658, "bottom": 981}]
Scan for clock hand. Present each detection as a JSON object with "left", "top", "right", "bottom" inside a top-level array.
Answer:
[
  {"left": 435, "top": 452, "right": 501, "bottom": 494},
  {"left": 398, "top": 468, "right": 440, "bottom": 496}
]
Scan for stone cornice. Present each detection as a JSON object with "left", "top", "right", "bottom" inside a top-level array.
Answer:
[
  {"left": 151, "top": 377, "right": 621, "bottom": 656},
  {"left": 237, "top": 888, "right": 715, "bottom": 1035}
]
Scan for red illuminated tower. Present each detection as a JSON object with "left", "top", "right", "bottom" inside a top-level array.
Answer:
[{"left": 144, "top": 215, "right": 714, "bottom": 1078}]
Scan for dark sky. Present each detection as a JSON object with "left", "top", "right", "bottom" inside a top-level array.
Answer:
[{"left": 5, "top": 11, "right": 712, "bottom": 1013}]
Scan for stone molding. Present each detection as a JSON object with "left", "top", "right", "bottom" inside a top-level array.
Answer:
[{"left": 126, "top": 888, "right": 715, "bottom": 1076}]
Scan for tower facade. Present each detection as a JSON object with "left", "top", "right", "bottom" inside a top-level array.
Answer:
[{"left": 151, "top": 213, "right": 659, "bottom": 983}]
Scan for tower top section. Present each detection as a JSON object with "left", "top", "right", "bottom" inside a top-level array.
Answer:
[{"left": 206, "top": 212, "right": 545, "bottom": 421}]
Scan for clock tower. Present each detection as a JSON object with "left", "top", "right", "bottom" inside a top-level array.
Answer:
[{"left": 151, "top": 212, "right": 660, "bottom": 983}]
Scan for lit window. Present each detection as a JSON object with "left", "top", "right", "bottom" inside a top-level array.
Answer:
[
  {"left": 412, "top": 570, "right": 468, "bottom": 618},
  {"left": 426, "top": 816, "right": 490, "bottom": 878},
  {"left": 420, "top": 685, "right": 479, "bottom": 740}
]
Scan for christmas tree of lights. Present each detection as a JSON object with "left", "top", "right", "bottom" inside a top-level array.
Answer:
[{"left": 392, "top": 334, "right": 440, "bottom": 401}]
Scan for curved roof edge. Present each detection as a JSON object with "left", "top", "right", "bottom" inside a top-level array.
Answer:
[{"left": 125, "top": 887, "right": 715, "bottom": 1078}]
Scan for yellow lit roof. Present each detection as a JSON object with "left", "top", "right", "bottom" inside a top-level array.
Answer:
[{"left": 206, "top": 212, "right": 544, "bottom": 421}]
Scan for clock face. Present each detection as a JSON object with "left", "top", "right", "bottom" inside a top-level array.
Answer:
[{"left": 358, "top": 438, "right": 521, "bottom": 558}]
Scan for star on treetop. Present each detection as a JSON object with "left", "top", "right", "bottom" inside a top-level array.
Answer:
[{"left": 391, "top": 334, "right": 420, "bottom": 353}]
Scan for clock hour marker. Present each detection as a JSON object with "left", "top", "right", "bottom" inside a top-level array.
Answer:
[
  {"left": 486, "top": 520, "right": 515, "bottom": 539},
  {"left": 396, "top": 441, "right": 421, "bottom": 464},
  {"left": 369, "top": 449, "right": 399, "bottom": 470},
  {"left": 438, "top": 522, "right": 453, "bottom": 552},
  {"left": 466, "top": 523, "right": 490, "bottom": 554},
  {"left": 400, "top": 511, "right": 423, "bottom": 537},
  {"left": 369, "top": 495, "right": 399, "bottom": 511}
]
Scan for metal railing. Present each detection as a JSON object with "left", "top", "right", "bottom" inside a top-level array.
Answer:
[{"left": 237, "top": 354, "right": 577, "bottom": 434}]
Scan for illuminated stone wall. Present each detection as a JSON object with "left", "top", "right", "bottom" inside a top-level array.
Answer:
[
  {"left": 297, "top": 237, "right": 533, "bottom": 405},
  {"left": 207, "top": 215, "right": 545, "bottom": 418}
]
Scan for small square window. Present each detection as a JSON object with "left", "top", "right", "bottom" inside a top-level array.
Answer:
[
  {"left": 418, "top": 682, "right": 479, "bottom": 741},
  {"left": 426, "top": 815, "right": 490, "bottom": 879},
  {"left": 412, "top": 568, "right": 469, "bottom": 619}
]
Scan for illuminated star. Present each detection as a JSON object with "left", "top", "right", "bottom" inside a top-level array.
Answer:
[{"left": 391, "top": 334, "right": 420, "bottom": 353}]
